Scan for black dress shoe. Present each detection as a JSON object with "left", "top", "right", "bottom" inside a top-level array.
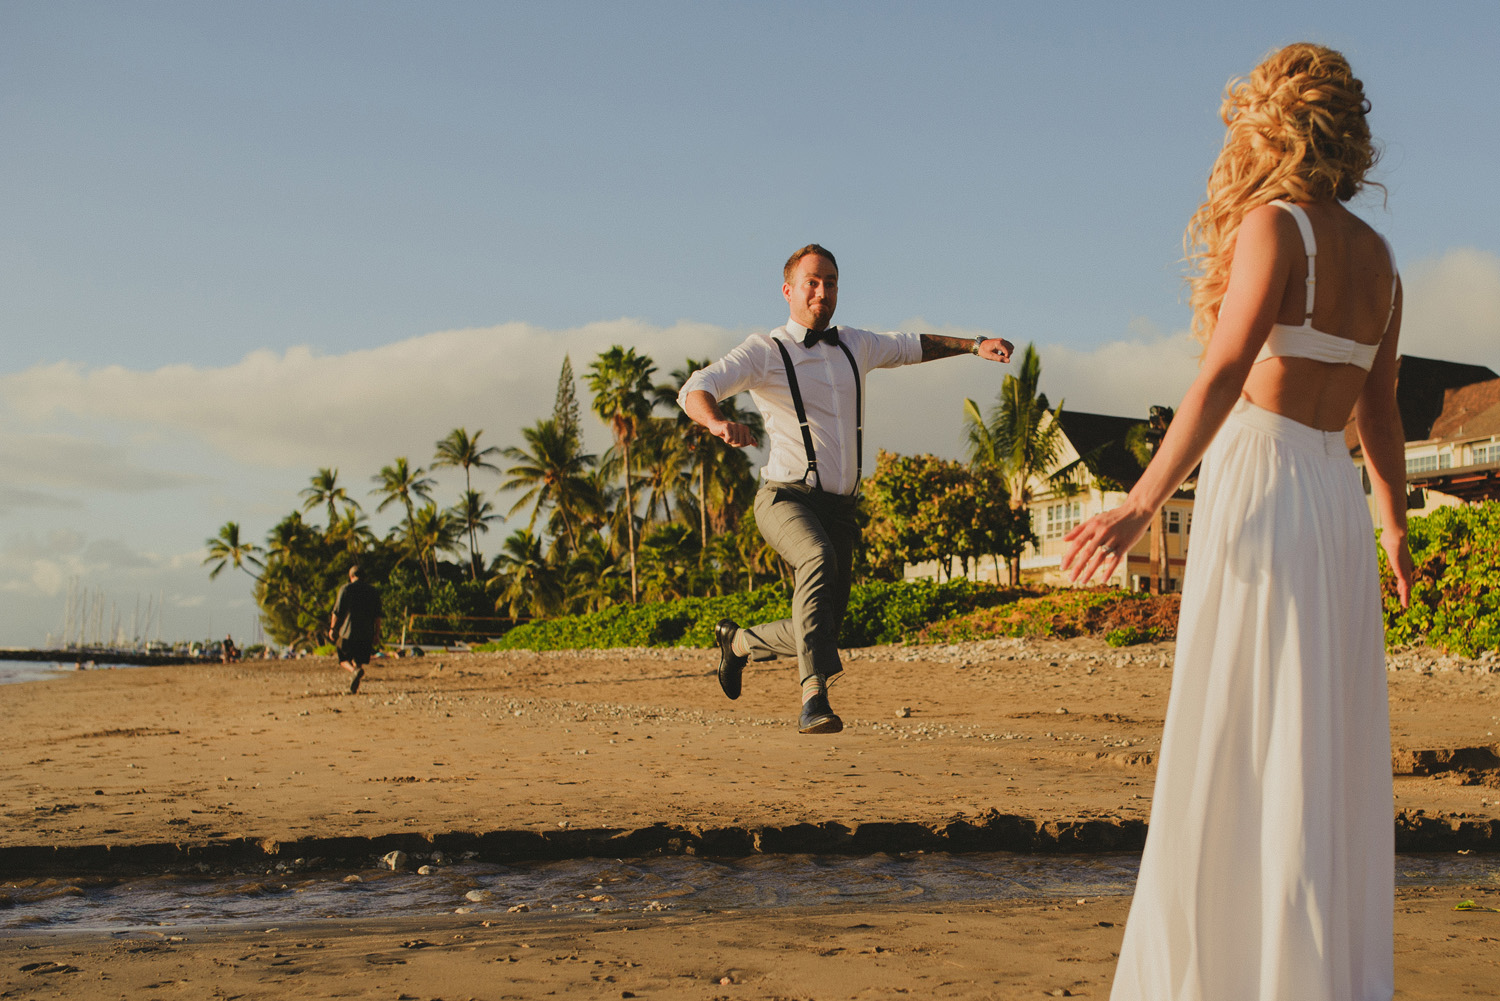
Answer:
[
  {"left": 798, "top": 691, "right": 843, "bottom": 734},
  {"left": 715, "top": 618, "right": 746, "bottom": 700}
]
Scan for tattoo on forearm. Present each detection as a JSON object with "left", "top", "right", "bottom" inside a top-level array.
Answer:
[{"left": 919, "top": 334, "right": 973, "bottom": 361}]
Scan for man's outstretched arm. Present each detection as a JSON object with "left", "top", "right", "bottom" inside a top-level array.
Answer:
[
  {"left": 683, "top": 389, "right": 760, "bottom": 447},
  {"left": 919, "top": 334, "right": 1013, "bottom": 363}
]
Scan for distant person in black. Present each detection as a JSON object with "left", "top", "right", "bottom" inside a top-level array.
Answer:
[{"left": 330, "top": 563, "right": 382, "bottom": 694}]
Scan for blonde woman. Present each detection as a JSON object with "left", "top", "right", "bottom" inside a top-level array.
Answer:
[{"left": 1063, "top": 44, "right": 1415, "bottom": 1000}]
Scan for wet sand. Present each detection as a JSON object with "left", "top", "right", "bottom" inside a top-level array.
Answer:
[{"left": 2, "top": 637, "right": 1498, "bottom": 997}]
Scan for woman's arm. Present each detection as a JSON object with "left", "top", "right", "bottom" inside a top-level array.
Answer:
[
  {"left": 1062, "top": 205, "right": 1294, "bottom": 583},
  {"left": 1352, "top": 281, "right": 1414, "bottom": 606}
]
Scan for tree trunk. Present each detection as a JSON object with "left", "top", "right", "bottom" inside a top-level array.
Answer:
[
  {"left": 699, "top": 456, "right": 709, "bottom": 549},
  {"left": 623, "top": 439, "right": 638, "bottom": 603},
  {"left": 465, "top": 468, "right": 479, "bottom": 581}
]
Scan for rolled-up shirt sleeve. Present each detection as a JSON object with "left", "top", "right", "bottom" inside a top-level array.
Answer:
[
  {"left": 677, "top": 334, "right": 772, "bottom": 410},
  {"left": 858, "top": 329, "right": 923, "bottom": 370}
]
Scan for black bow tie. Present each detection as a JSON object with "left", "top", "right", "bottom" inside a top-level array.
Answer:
[{"left": 802, "top": 326, "right": 839, "bottom": 348}]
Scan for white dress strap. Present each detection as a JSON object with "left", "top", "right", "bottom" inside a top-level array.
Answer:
[
  {"left": 1271, "top": 201, "right": 1317, "bottom": 319},
  {"left": 1379, "top": 233, "right": 1399, "bottom": 331}
]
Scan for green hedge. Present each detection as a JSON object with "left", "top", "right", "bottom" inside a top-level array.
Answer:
[
  {"left": 1383, "top": 501, "right": 1500, "bottom": 656},
  {"left": 477, "top": 578, "right": 1026, "bottom": 651}
]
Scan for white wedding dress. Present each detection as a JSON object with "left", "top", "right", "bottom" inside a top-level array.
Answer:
[{"left": 1109, "top": 396, "right": 1394, "bottom": 1001}]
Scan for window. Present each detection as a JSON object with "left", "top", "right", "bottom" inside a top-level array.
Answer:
[
  {"left": 1043, "top": 500, "right": 1082, "bottom": 540},
  {"left": 1474, "top": 443, "right": 1500, "bottom": 466},
  {"left": 1167, "top": 510, "right": 1181, "bottom": 534},
  {"left": 1406, "top": 452, "right": 1452, "bottom": 475}
]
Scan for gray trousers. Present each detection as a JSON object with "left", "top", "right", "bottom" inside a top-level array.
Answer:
[{"left": 742, "top": 482, "right": 860, "bottom": 683}]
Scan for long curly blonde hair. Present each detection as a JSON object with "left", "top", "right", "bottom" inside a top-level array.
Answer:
[{"left": 1185, "top": 43, "right": 1380, "bottom": 345}]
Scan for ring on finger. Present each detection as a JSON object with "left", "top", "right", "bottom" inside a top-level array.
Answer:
[{"left": 1098, "top": 544, "right": 1116, "bottom": 555}]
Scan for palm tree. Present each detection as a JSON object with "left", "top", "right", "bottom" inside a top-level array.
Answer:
[
  {"left": 636, "top": 522, "right": 698, "bottom": 602},
  {"left": 370, "top": 458, "right": 435, "bottom": 540},
  {"left": 265, "top": 510, "right": 318, "bottom": 561},
  {"left": 405, "top": 503, "right": 463, "bottom": 587},
  {"left": 433, "top": 428, "right": 501, "bottom": 579},
  {"left": 652, "top": 358, "right": 765, "bottom": 550},
  {"left": 299, "top": 468, "right": 361, "bottom": 530},
  {"left": 561, "top": 533, "right": 624, "bottom": 613},
  {"left": 500, "top": 417, "right": 598, "bottom": 555},
  {"left": 634, "top": 417, "right": 693, "bottom": 526},
  {"left": 258, "top": 512, "right": 322, "bottom": 646},
  {"left": 964, "top": 343, "right": 1065, "bottom": 585},
  {"left": 327, "top": 507, "right": 376, "bottom": 556},
  {"left": 1127, "top": 405, "right": 1177, "bottom": 593},
  {"left": 204, "top": 522, "right": 264, "bottom": 581},
  {"left": 492, "top": 529, "right": 565, "bottom": 618},
  {"left": 451, "top": 489, "right": 502, "bottom": 575},
  {"left": 587, "top": 346, "right": 656, "bottom": 602}
]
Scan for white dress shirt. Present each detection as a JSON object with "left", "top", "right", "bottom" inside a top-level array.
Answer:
[{"left": 678, "top": 321, "right": 922, "bottom": 496}]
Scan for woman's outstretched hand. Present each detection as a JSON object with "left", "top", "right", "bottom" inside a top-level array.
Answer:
[
  {"left": 1061, "top": 506, "right": 1154, "bottom": 586},
  {"left": 1383, "top": 534, "right": 1414, "bottom": 609}
]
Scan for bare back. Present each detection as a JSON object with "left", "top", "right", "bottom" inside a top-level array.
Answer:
[{"left": 1240, "top": 201, "right": 1400, "bottom": 431}]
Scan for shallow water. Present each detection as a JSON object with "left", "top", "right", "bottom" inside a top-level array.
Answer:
[
  {"left": 0, "top": 659, "right": 146, "bottom": 686},
  {"left": 0, "top": 659, "right": 72, "bottom": 686},
  {"left": 3, "top": 852, "right": 1496, "bottom": 933}
]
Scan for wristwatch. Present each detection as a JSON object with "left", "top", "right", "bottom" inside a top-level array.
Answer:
[{"left": 971, "top": 335, "right": 986, "bottom": 355}]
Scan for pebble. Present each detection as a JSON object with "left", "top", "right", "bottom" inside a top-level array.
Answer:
[
  {"left": 381, "top": 850, "right": 408, "bottom": 871},
  {"left": 342, "top": 875, "right": 362, "bottom": 883},
  {"left": 466, "top": 889, "right": 494, "bottom": 902},
  {"left": 896, "top": 707, "right": 912, "bottom": 718},
  {"left": 417, "top": 865, "right": 435, "bottom": 875},
  {"left": 507, "top": 903, "right": 531, "bottom": 913}
]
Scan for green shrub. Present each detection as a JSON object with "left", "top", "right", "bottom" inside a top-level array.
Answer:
[
  {"left": 1105, "top": 625, "right": 1156, "bottom": 647},
  {"left": 478, "top": 578, "right": 1025, "bottom": 652},
  {"left": 1382, "top": 501, "right": 1500, "bottom": 656}
]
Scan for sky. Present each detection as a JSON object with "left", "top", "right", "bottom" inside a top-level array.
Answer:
[{"left": 1, "top": 1, "right": 1498, "bottom": 648}]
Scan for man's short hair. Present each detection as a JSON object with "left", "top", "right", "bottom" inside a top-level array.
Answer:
[
  {"left": 784, "top": 244, "right": 838, "bottom": 283},
  {"left": 348, "top": 562, "right": 364, "bottom": 580}
]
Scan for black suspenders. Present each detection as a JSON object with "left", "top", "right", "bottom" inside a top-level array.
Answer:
[{"left": 772, "top": 336, "right": 863, "bottom": 492}]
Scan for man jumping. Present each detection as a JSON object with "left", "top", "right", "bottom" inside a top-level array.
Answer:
[{"left": 678, "top": 244, "right": 1013, "bottom": 733}]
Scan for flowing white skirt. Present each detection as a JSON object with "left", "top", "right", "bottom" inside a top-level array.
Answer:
[{"left": 1110, "top": 399, "right": 1394, "bottom": 1001}]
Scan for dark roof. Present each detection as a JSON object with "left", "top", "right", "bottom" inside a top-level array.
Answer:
[
  {"left": 1345, "top": 355, "right": 1500, "bottom": 451},
  {"left": 1394, "top": 355, "right": 1499, "bottom": 440},
  {"left": 1052, "top": 410, "right": 1148, "bottom": 489},
  {"left": 1429, "top": 378, "right": 1500, "bottom": 440}
]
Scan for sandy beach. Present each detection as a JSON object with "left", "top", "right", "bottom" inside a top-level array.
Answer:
[{"left": 2, "top": 637, "right": 1498, "bottom": 998}]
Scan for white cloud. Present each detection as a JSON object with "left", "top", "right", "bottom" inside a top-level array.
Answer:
[
  {"left": 0, "top": 530, "right": 176, "bottom": 600},
  {"left": 0, "top": 485, "right": 78, "bottom": 515},
  {"left": 0, "top": 320, "right": 749, "bottom": 474},
  {"left": 0, "top": 431, "right": 198, "bottom": 493},
  {"left": 29, "top": 560, "right": 65, "bottom": 597},
  {"left": 1401, "top": 248, "right": 1500, "bottom": 369}
]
